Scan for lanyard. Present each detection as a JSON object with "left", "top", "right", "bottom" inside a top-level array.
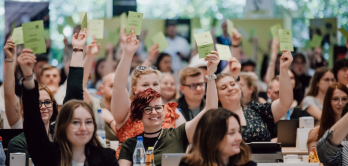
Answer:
[{"left": 142, "top": 129, "right": 162, "bottom": 150}]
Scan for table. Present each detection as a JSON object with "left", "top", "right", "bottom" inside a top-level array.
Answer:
[{"left": 282, "top": 147, "right": 308, "bottom": 155}]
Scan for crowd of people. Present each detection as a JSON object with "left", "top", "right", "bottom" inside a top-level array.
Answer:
[{"left": 1, "top": 18, "right": 348, "bottom": 166}]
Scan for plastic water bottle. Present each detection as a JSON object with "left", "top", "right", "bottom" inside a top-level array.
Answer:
[
  {"left": 133, "top": 136, "right": 145, "bottom": 166},
  {"left": 96, "top": 109, "right": 105, "bottom": 139},
  {"left": 0, "top": 137, "right": 6, "bottom": 166}
]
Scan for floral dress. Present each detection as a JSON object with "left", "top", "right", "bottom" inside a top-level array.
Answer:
[
  {"left": 242, "top": 101, "right": 277, "bottom": 142},
  {"left": 116, "top": 102, "right": 179, "bottom": 158}
]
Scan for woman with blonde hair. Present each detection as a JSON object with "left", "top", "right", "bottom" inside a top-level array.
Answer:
[
  {"left": 160, "top": 73, "right": 180, "bottom": 105},
  {"left": 239, "top": 72, "right": 266, "bottom": 104},
  {"left": 111, "top": 27, "right": 186, "bottom": 158}
]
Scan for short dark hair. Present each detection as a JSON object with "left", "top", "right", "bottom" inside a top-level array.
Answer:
[
  {"left": 241, "top": 59, "right": 256, "bottom": 70},
  {"left": 155, "top": 53, "right": 172, "bottom": 72},
  {"left": 36, "top": 55, "right": 49, "bottom": 64},
  {"left": 333, "top": 59, "right": 348, "bottom": 80},
  {"left": 130, "top": 88, "right": 161, "bottom": 122},
  {"left": 292, "top": 53, "right": 306, "bottom": 64}
]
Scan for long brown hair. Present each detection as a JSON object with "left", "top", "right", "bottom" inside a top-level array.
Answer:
[
  {"left": 54, "top": 100, "right": 102, "bottom": 166},
  {"left": 20, "top": 84, "right": 58, "bottom": 123},
  {"left": 306, "top": 67, "right": 333, "bottom": 97},
  {"left": 317, "top": 83, "right": 348, "bottom": 140},
  {"left": 181, "top": 108, "right": 251, "bottom": 166},
  {"left": 239, "top": 72, "right": 259, "bottom": 104}
]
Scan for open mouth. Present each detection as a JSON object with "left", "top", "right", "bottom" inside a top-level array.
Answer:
[{"left": 149, "top": 117, "right": 160, "bottom": 121}]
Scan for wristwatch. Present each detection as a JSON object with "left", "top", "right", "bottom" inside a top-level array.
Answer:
[
  {"left": 205, "top": 74, "right": 217, "bottom": 80},
  {"left": 22, "top": 74, "right": 33, "bottom": 82},
  {"left": 73, "top": 48, "right": 84, "bottom": 52}
]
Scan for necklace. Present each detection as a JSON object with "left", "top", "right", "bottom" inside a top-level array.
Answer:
[{"left": 144, "top": 128, "right": 162, "bottom": 135}]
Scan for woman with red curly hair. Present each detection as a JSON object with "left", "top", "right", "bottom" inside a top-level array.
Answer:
[{"left": 118, "top": 50, "right": 220, "bottom": 166}]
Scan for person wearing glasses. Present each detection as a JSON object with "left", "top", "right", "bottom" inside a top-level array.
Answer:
[
  {"left": 300, "top": 67, "right": 335, "bottom": 120},
  {"left": 118, "top": 51, "right": 219, "bottom": 166},
  {"left": 177, "top": 67, "right": 206, "bottom": 121},
  {"left": 18, "top": 29, "right": 118, "bottom": 166},
  {"left": 306, "top": 83, "right": 348, "bottom": 158},
  {"left": 111, "top": 27, "right": 186, "bottom": 158}
]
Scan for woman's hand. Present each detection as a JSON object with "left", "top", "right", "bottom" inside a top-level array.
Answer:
[
  {"left": 17, "top": 49, "right": 36, "bottom": 76},
  {"left": 86, "top": 35, "right": 101, "bottom": 57},
  {"left": 280, "top": 49, "right": 293, "bottom": 70},
  {"left": 148, "top": 44, "right": 159, "bottom": 62},
  {"left": 231, "top": 28, "right": 242, "bottom": 46},
  {"left": 123, "top": 26, "right": 139, "bottom": 56},
  {"left": 205, "top": 51, "right": 220, "bottom": 76},
  {"left": 271, "top": 37, "right": 280, "bottom": 57},
  {"left": 4, "top": 38, "right": 17, "bottom": 60},
  {"left": 228, "top": 57, "right": 241, "bottom": 78},
  {"left": 72, "top": 28, "right": 88, "bottom": 49}
]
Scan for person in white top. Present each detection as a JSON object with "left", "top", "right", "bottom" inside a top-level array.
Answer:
[{"left": 163, "top": 23, "right": 190, "bottom": 72}]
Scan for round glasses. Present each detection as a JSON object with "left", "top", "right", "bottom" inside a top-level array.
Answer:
[
  {"left": 331, "top": 97, "right": 348, "bottom": 104},
  {"left": 39, "top": 100, "right": 54, "bottom": 108},
  {"left": 143, "top": 105, "right": 164, "bottom": 115}
]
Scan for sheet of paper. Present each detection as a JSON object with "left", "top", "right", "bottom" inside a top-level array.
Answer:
[
  {"left": 278, "top": 29, "right": 294, "bottom": 51},
  {"left": 270, "top": 24, "right": 282, "bottom": 39},
  {"left": 339, "top": 27, "right": 348, "bottom": 39},
  {"left": 88, "top": 19, "right": 104, "bottom": 39},
  {"left": 44, "top": 29, "right": 50, "bottom": 40},
  {"left": 194, "top": 31, "right": 214, "bottom": 58},
  {"left": 12, "top": 27, "right": 24, "bottom": 45},
  {"left": 191, "top": 17, "right": 201, "bottom": 28},
  {"left": 65, "top": 16, "right": 75, "bottom": 27},
  {"left": 120, "top": 12, "right": 127, "bottom": 27},
  {"left": 22, "top": 20, "right": 46, "bottom": 54},
  {"left": 79, "top": 12, "right": 88, "bottom": 31},
  {"left": 310, "top": 34, "right": 323, "bottom": 47},
  {"left": 126, "top": 11, "right": 143, "bottom": 35},
  {"left": 151, "top": 31, "right": 168, "bottom": 52},
  {"left": 226, "top": 19, "right": 234, "bottom": 36},
  {"left": 216, "top": 44, "right": 232, "bottom": 60}
]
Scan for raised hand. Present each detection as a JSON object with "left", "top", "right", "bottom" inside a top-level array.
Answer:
[
  {"left": 123, "top": 26, "right": 139, "bottom": 55},
  {"left": 148, "top": 44, "right": 159, "bottom": 61},
  {"left": 4, "top": 38, "right": 17, "bottom": 60},
  {"left": 72, "top": 28, "right": 88, "bottom": 49},
  {"left": 120, "top": 26, "right": 127, "bottom": 44},
  {"left": 17, "top": 49, "right": 36, "bottom": 76},
  {"left": 271, "top": 37, "right": 280, "bottom": 55},
  {"left": 227, "top": 57, "right": 241, "bottom": 78},
  {"left": 86, "top": 35, "right": 101, "bottom": 57},
  {"left": 280, "top": 50, "right": 293, "bottom": 70},
  {"left": 205, "top": 51, "right": 220, "bottom": 76},
  {"left": 106, "top": 43, "right": 114, "bottom": 53},
  {"left": 231, "top": 28, "right": 242, "bottom": 46}
]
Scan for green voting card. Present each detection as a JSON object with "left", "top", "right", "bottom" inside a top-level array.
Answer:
[
  {"left": 22, "top": 20, "right": 46, "bottom": 54},
  {"left": 79, "top": 12, "right": 88, "bottom": 31},
  {"left": 226, "top": 19, "right": 233, "bottom": 36},
  {"left": 151, "top": 32, "right": 168, "bottom": 52},
  {"left": 311, "top": 34, "right": 323, "bottom": 47},
  {"left": 88, "top": 19, "right": 104, "bottom": 39},
  {"left": 270, "top": 24, "right": 282, "bottom": 39},
  {"left": 65, "top": 16, "right": 76, "bottom": 27},
  {"left": 194, "top": 31, "right": 214, "bottom": 59},
  {"left": 191, "top": 17, "right": 201, "bottom": 29},
  {"left": 216, "top": 44, "right": 232, "bottom": 60},
  {"left": 278, "top": 29, "right": 294, "bottom": 51},
  {"left": 120, "top": 12, "right": 127, "bottom": 27},
  {"left": 126, "top": 11, "right": 143, "bottom": 35},
  {"left": 12, "top": 27, "right": 23, "bottom": 45},
  {"left": 339, "top": 27, "right": 348, "bottom": 39}
]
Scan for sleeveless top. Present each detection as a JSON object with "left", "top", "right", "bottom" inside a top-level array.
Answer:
[{"left": 116, "top": 102, "right": 179, "bottom": 158}]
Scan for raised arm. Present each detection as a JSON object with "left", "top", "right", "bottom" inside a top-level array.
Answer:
[
  {"left": 271, "top": 50, "right": 294, "bottom": 123},
  {"left": 185, "top": 51, "right": 219, "bottom": 143},
  {"left": 104, "top": 43, "right": 115, "bottom": 76},
  {"left": 221, "top": 57, "right": 241, "bottom": 79},
  {"left": 230, "top": 28, "right": 241, "bottom": 61},
  {"left": 19, "top": 49, "right": 55, "bottom": 165},
  {"left": 141, "top": 44, "right": 158, "bottom": 67},
  {"left": 111, "top": 26, "right": 139, "bottom": 128},
  {"left": 83, "top": 35, "right": 101, "bottom": 104},
  {"left": 3, "top": 38, "right": 21, "bottom": 127},
  {"left": 63, "top": 28, "right": 88, "bottom": 104},
  {"left": 265, "top": 38, "right": 279, "bottom": 86}
]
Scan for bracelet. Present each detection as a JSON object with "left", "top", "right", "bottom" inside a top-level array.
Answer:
[
  {"left": 5, "top": 58, "right": 14, "bottom": 62},
  {"left": 73, "top": 48, "right": 84, "bottom": 52},
  {"left": 21, "top": 74, "right": 34, "bottom": 82},
  {"left": 205, "top": 74, "right": 217, "bottom": 80},
  {"left": 232, "top": 44, "right": 239, "bottom": 48}
]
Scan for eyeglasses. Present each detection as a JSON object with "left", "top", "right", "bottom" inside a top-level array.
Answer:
[
  {"left": 135, "top": 66, "right": 157, "bottom": 71},
  {"left": 332, "top": 97, "right": 348, "bottom": 104},
  {"left": 323, "top": 78, "right": 335, "bottom": 82},
  {"left": 39, "top": 100, "right": 53, "bottom": 108},
  {"left": 182, "top": 82, "right": 206, "bottom": 90},
  {"left": 143, "top": 105, "right": 164, "bottom": 115}
]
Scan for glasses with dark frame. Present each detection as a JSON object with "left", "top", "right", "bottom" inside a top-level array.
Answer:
[
  {"left": 143, "top": 105, "right": 165, "bottom": 115},
  {"left": 39, "top": 100, "right": 54, "bottom": 108},
  {"left": 182, "top": 82, "right": 206, "bottom": 90},
  {"left": 135, "top": 66, "right": 157, "bottom": 71}
]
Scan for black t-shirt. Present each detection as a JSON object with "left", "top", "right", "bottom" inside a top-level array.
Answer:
[{"left": 119, "top": 123, "right": 189, "bottom": 166}]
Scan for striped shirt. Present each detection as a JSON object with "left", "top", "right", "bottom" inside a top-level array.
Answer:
[{"left": 317, "top": 129, "right": 348, "bottom": 166}]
